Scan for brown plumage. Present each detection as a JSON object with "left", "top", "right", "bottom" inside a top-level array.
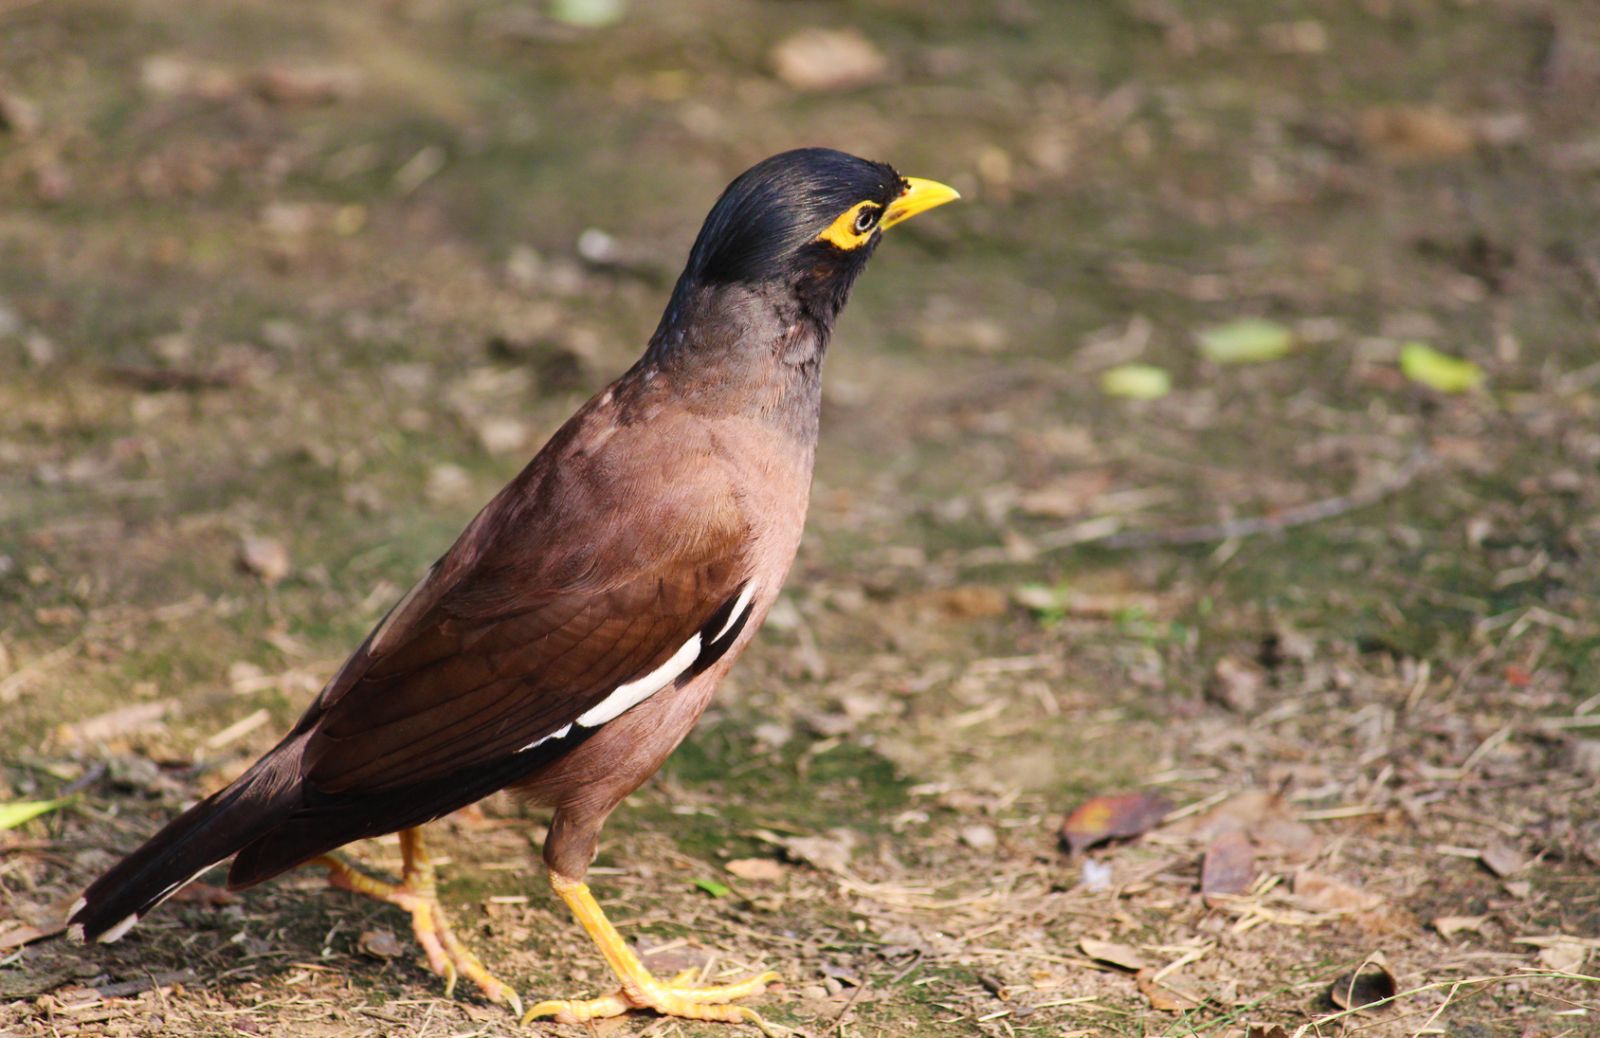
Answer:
[{"left": 68, "top": 148, "right": 958, "bottom": 1029}]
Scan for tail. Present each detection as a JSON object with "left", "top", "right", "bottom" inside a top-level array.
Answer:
[{"left": 67, "top": 734, "right": 307, "bottom": 943}]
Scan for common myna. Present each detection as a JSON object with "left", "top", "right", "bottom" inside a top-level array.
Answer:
[{"left": 67, "top": 148, "right": 958, "bottom": 1029}]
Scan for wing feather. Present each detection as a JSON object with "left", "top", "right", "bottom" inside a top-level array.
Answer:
[{"left": 295, "top": 410, "right": 754, "bottom": 797}]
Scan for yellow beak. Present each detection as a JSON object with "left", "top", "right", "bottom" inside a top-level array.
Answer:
[{"left": 880, "top": 177, "right": 961, "bottom": 230}]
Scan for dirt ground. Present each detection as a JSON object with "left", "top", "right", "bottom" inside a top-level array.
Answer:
[{"left": 3, "top": 1, "right": 1599, "bottom": 1035}]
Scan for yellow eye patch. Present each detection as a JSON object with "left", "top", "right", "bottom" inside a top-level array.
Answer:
[{"left": 816, "top": 201, "right": 883, "bottom": 250}]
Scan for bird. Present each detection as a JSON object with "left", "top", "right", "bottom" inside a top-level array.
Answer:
[{"left": 66, "top": 147, "right": 958, "bottom": 1031}]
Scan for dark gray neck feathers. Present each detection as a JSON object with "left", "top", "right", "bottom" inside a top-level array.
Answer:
[{"left": 627, "top": 283, "right": 829, "bottom": 444}]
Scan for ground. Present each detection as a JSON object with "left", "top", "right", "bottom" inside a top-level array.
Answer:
[{"left": 2, "top": 1, "right": 1599, "bottom": 1036}]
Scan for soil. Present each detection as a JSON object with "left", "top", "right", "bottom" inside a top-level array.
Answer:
[{"left": 2, "top": 2, "right": 1598, "bottom": 1036}]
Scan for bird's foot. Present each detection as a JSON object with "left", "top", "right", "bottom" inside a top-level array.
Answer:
[
  {"left": 527, "top": 869, "right": 783, "bottom": 1032},
  {"left": 523, "top": 967, "right": 782, "bottom": 1033},
  {"left": 313, "top": 829, "right": 523, "bottom": 1017}
]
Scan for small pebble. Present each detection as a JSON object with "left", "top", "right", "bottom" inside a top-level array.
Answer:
[{"left": 960, "top": 824, "right": 997, "bottom": 850}]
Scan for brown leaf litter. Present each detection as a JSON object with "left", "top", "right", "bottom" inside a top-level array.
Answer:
[{"left": 1059, "top": 791, "right": 1172, "bottom": 854}]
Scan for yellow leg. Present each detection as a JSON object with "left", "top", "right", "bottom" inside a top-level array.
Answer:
[
  {"left": 522, "top": 870, "right": 781, "bottom": 1034},
  {"left": 313, "top": 828, "right": 522, "bottom": 1017}
]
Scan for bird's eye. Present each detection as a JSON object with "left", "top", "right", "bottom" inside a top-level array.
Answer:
[{"left": 817, "top": 201, "right": 885, "bottom": 249}]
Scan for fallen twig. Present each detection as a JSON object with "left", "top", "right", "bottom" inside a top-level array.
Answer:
[
  {"left": 59, "top": 762, "right": 109, "bottom": 797},
  {"left": 93, "top": 969, "right": 197, "bottom": 1000},
  {"left": 1041, "top": 446, "right": 1433, "bottom": 552},
  {"left": 833, "top": 971, "right": 872, "bottom": 1033},
  {"left": 104, "top": 364, "right": 248, "bottom": 391},
  {"left": 0, "top": 636, "right": 84, "bottom": 704}
]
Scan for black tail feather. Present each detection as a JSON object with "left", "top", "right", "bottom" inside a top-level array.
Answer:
[
  {"left": 67, "top": 737, "right": 305, "bottom": 942},
  {"left": 69, "top": 724, "right": 580, "bottom": 940},
  {"left": 229, "top": 730, "right": 592, "bottom": 887}
]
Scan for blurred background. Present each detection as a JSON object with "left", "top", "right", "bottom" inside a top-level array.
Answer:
[{"left": 2, "top": 1, "right": 1598, "bottom": 1034}]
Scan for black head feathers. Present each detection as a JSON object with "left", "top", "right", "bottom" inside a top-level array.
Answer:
[{"left": 682, "top": 148, "right": 904, "bottom": 286}]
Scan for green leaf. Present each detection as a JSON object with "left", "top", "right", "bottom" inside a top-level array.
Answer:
[
  {"left": 1196, "top": 318, "right": 1294, "bottom": 364},
  {"left": 547, "top": 0, "right": 627, "bottom": 28},
  {"left": 1014, "top": 583, "right": 1070, "bottom": 626},
  {"left": 0, "top": 797, "right": 73, "bottom": 832},
  {"left": 1399, "top": 342, "right": 1484, "bottom": 393},
  {"left": 693, "top": 877, "right": 731, "bottom": 898},
  {"left": 1099, "top": 363, "right": 1172, "bottom": 400}
]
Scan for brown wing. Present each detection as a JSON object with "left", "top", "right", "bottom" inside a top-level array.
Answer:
[{"left": 294, "top": 398, "right": 755, "bottom": 796}]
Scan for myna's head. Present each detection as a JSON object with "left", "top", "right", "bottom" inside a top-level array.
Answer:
[{"left": 680, "top": 148, "right": 958, "bottom": 307}]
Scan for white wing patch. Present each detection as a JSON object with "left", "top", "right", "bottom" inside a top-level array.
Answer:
[
  {"left": 69, "top": 861, "right": 224, "bottom": 944},
  {"left": 148, "top": 863, "right": 221, "bottom": 915},
  {"left": 99, "top": 913, "right": 140, "bottom": 943},
  {"left": 576, "top": 634, "right": 703, "bottom": 728},
  {"left": 711, "top": 583, "right": 757, "bottom": 645},
  {"left": 518, "top": 723, "right": 573, "bottom": 753},
  {"left": 532, "top": 583, "right": 761, "bottom": 739}
]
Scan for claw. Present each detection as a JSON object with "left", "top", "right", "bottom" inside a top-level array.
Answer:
[
  {"left": 311, "top": 828, "right": 522, "bottom": 1014},
  {"left": 522, "top": 870, "right": 780, "bottom": 1032}
]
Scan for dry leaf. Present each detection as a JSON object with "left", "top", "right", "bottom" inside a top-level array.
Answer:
[
  {"left": 1016, "top": 469, "right": 1115, "bottom": 519},
  {"left": 140, "top": 54, "right": 241, "bottom": 101},
  {"left": 1478, "top": 842, "right": 1526, "bottom": 878},
  {"left": 34, "top": 605, "right": 81, "bottom": 626},
  {"left": 474, "top": 416, "right": 531, "bottom": 456},
  {"left": 1180, "top": 790, "right": 1317, "bottom": 859},
  {"left": 0, "top": 90, "right": 41, "bottom": 137},
  {"left": 0, "top": 922, "right": 63, "bottom": 950},
  {"left": 1294, "top": 871, "right": 1382, "bottom": 914},
  {"left": 206, "top": 708, "right": 271, "bottom": 751},
  {"left": 54, "top": 700, "right": 172, "bottom": 746},
  {"left": 959, "top": 824, "right": 997, "bottom": 851},
  {"left": 1201, "top": 830, "right": 1255, "bottom": 896},
  {"left": 770, "top": 29, "right": 887, "bottom": 92},
  {"left": 1079, "top": 938, "right": 1148, "bottom": 971},
  {"left": 1568, "top": 740, "right": 1600, "bottom": 779},
  {"left": 426, "top": 463, "right": 474, "bottom": 503},
  {"left": 917, "top": 317, "right": 1007, "bottom": 354},
  {"left": 1538, "top": 938, "right": 1588, "bottom": 973},
  {"left": 253, "top": 64, "right": 364, "bottom": 106},
  {"left": 1260, "top": 20, "right": 1327, "bottom": 54},
  {"left": 358, "top": 928, "right": 405, "bottom": 959},
  {"left": 1431, "top": 915, "right": 1488, "bottom": 939},
  {"left": 638, "top": 937, "right": 715, "bottom": 975},
  {"left": 239, "top": 535, "right": 290, "bottom": 584},
  {"left": 1327, "top": 958, "right": 1397, "bottom": 1012},
  {"left": 1207, "top": 655, "right": 1265, "bottom": 713},
  {"left": 1060, "top": 792, "right": 1171, "bottom": 854},
  {"left": 1184, "top": 789, "right": 1276, "bottom": 835},
  {"left": 1358, "top": 105, "right": 1475, "bottom": 163},
  {"left": 917, "top": 585, "right": 1008, "bottom": 621},
  {"left": 724, "top": 858, "right": 785, "bottom": 883},
  {"left": 1136, "top": 967, "right": 1205, "bottom": 1011},
  {"left": 1250, "top": 815, "right": 1320, "bottom": 860},
  {"left": 774, "top": 830, "right": 856, "bottom": 875}
]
